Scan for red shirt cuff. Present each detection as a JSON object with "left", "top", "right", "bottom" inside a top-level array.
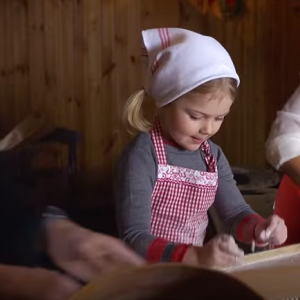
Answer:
[
  {"left": 170, "top": 244, "right": 191, "bottom": 262},
  {"left": 146, "top": 238, "right": 169, "bottom": 262},
  {"left": 236, "top": 214, "right": 265, "bottom": 243},
  {"left": 252, "top": 221, "right": 269, "bottom": 247}
]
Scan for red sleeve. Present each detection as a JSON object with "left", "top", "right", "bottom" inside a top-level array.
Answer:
[
  {"left": 236, "top": 213, "right": 265, "bottom": 243},
  {"left": 146, "top": 238, "right": 168, "bottom": 262},
  {"left": 170, "top": 244, "right": 190, "bottom": 262},
  {"left": 146, "top": 238, "right": 190, "bottom": 263}
]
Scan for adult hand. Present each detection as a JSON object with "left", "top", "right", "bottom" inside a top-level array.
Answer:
[
  {"left": 46, "top": 219, "right": 145, "bottom": 283},
  {"left": 0, "top": 266, "right": 81, "bottom": 300}
]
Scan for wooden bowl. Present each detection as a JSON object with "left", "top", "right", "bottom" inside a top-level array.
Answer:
[{"left": 67, "top": 263, "right": 265, "bottom": 300}]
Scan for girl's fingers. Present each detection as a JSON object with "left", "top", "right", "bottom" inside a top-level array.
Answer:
[
  {"left": 213, "top": 251, "right": 242, "bottom": 267},
  {"left": 218, "top": 235, "right": 244, "bottom": 257}
]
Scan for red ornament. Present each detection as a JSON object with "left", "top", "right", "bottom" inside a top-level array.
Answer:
[
  {"left": 188, "top": 0, "right": 243, "bottom": 19},
  {"left": 219, "top": 0, "right": 242, "bottom": 18}
]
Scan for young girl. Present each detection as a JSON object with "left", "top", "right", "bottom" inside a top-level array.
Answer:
[
  {"left": 266, "top": 82, "right": 300, "bottom": 247},
  {"left": 114, "top": 27, "right": 287, "bottom": 268}
]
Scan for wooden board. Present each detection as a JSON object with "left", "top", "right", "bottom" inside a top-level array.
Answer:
[
  {"left": 67, "top": 264, "right": 265, "bottom": 300},
  {"left": 223, "top": 244, "right": 300, "bottom": 299},
  {"left": 229, "top": 264, "right": 300, "bottom": 300},
  {"left": 68, "top": 244, "right": 300, "bottom": 300},
  {"left": 221, "top": 243, "right": 300, "bottom": 272}
]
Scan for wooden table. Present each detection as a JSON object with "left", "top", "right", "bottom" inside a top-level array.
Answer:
[
  {"left": 222, "top": 243, "right": 300, "bottom": 272},
  {"left": 222, "top": 243, "right": 300, "bottom": 299},
  {"left": 68, "top": 244, "right": 300, "bottom": 300}
]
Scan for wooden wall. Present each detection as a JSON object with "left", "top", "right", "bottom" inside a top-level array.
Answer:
[{"left": 0, "top": 0, "right": 300, "bottom": 172}]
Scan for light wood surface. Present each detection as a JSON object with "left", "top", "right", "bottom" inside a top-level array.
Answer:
[
  {"left": 67, "top": 244, "right": 300, "bottom": 300},
  {"left": 224, "top": 244, "right": 300, "bottom": 299},
  {"left": 67, "top": 264, "right": 265, "bottom": 300},
  {"left": 231, "top": 264, "right": 300, "bottom": 300},
  {"left": 220, "top": 243, "right": 300, "bottom": 272},
  {"left": 0, "top": 112, "right": 53, "bottom": 151}
]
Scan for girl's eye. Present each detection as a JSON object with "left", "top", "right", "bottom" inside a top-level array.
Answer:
[
  {"left": 189, "top": 115, "right": 201, "bottom": 120},
  {"left": 216, "top": 117, "right": 225, "bottom": 121}
]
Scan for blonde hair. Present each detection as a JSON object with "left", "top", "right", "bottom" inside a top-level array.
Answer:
[
  {"left": 123, "top": 89, "right": 151, "bottom": 133},
  {"left": 123, "top": 78, "right": 238, "bottom": 133},
  {"left": 192, "top": 77, "right": 238, "bottom": 101}
]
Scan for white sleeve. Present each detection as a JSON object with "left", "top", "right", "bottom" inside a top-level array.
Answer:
[{"left": 266, "top": 83, "right": 300, "bottom": 170}]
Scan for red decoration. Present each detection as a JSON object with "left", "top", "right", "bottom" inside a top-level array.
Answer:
[{"left": 188, "top": 0, "right": 243, "bottom": 19}]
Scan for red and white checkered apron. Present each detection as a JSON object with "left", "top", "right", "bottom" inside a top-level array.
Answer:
[{"left": 150, "top": 118, "right": 218, "bottom": 246}]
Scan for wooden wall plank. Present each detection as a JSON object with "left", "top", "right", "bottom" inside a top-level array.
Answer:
[
  {"left": 0, "top": 0, "right": 9, "bottom": 134},
  {"left": 0, "top": 0, "right": 300, "bottom": 172},
  {"left": 81, "top": 0, "right": 103, "bottom": 168},
  {"left": 27, "top": 0, "right": 46, "bottom": 114},
  {"left": 0, "top": 1, "right": 15, "bottom": 133},
  {"left": 11, "top": 0, "right": 30, "bottom": 125}
]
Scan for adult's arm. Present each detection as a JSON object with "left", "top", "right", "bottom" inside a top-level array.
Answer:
[
  {"left": 265, "top": 83, "right": 300, "bottom": 173},
  {"left": 0, "top": 264, "right": 80, "bottom": 300},
  {"left": 280, "top": 156, "right": 300, "bottom": 187}
]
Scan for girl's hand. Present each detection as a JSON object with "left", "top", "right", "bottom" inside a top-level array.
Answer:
[
  {"left": 254, "top": 214, "right": 287, "bottom": 246},
  {"left": 183, "top": 234, "right": 244, "bottom": 268}
]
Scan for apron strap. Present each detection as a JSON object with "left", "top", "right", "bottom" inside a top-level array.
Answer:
[
  {"left": 151, "top": 117, "right": 167, "bottom": 165},
  {"left": 151, "top": 117, "right": 217, "bottom": 172}
]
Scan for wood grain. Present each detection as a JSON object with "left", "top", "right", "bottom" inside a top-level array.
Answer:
[
  {"left": 223, "top": 244, "right": 300, "bottom": 299},
  {"left": 1, "top": 0, "right": 300, "bottom": 172},
  {"left": 67, "top": 244, "right": 300, "bottom": 300},
  {"left": 220, "top": 243, "right": 300, "bottom": 272},
  {"left": 231, "top": 264, "right": 300, "bottom": 300},
  {"left": 67, "top": 264, "right": 265, "bottom": 300}
]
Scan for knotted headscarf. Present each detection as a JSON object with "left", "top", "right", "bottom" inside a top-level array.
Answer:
[{"left": 141, "top": 27, "right": 240, "bottom": 107}]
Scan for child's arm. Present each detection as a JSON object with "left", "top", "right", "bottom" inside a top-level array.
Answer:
[
  {"left": 213, "top": 147, "right": 265, "bottom": 244},
  {"left": 114, "top": 139, "right": 189, "bottom": 263}
]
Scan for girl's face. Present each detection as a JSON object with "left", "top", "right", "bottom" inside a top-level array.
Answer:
[{"left": 159, "top": 91, "right": 233, "bottom": 151}]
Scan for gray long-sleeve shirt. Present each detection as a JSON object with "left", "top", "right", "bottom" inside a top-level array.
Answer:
[{"left": 114, "top": 131, "right": 262, "bottom": 261}]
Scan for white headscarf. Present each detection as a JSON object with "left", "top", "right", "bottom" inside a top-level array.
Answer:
[
  {"left": 266, "top": 82, "right": 300, "bottom": 170},
  {"left": 141, "top": 27, "right": 240, "bottom": 108}
]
